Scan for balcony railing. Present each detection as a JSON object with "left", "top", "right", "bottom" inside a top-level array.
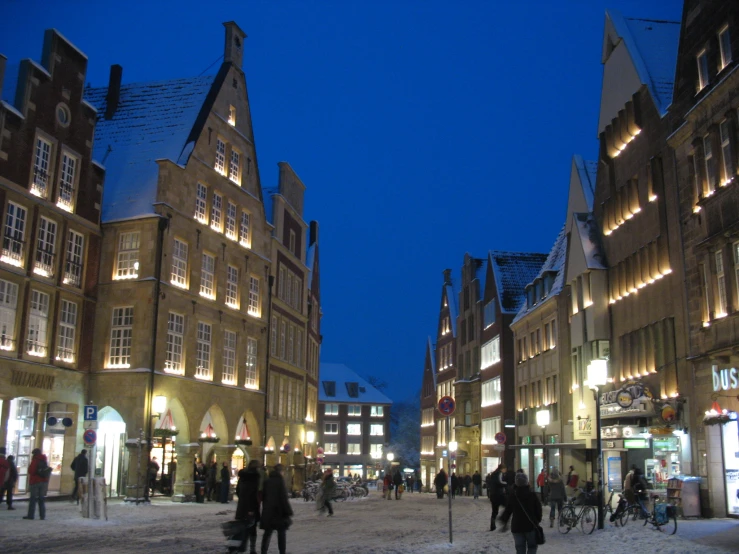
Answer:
[
  {"left": 55, "top": 346, "right": 75, "bottom": 363},
  {"left": 63, "top": 260, "right": 83, "bottom": 287},
  {"left": 0, "top": 335, "right": 16, "bottom": 351},
  {"left": 34, "top": 250, "right": 56, "bottom": 278},
  {"left": 31, "top": 169, "right": 49, "bottom": 198},
  {"left": 1, "top": 236, "right": 24, "bottom": 267},
  {"left": 57, "top": 184, "right": 75, "bottom": 213},
  {"left": 26, "top": 340, "right": 48, "bottom": 358}
]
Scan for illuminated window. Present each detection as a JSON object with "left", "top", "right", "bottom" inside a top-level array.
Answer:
[
  {"left": 57, "top": 152, "right": 77, "bottom": 212},
  {"left": 229, "top": 150, "right": 240, "bottom": 184},
  {"left": 31, "top": 137, "right": 51, "bottom": 198},
  {"left": 719, "top": 26, "right": 732, "bottom": 70},
  {"left": 348, "top": 405, "right": 361, "bottom": 416},
  {"left": 720, "top": 119, "right": 734, "bottom": 184},
  {"left": 195, "top": 322, "right": 212, "bottom": 379},
  {"left": 481, "top": 417, "right": 501, "bottom": 445},
  {"left": 211, "top": 193, "right": 223, "bottom": 232},
  {"left": 716, "top": 250, "right": 728, "bottom": 317},
  {"left": 2, "top": 202, "right": 27, "bottom": 267},
  {"left": 324, "top": 403, "right": 338, "bottom": 415},
  {"left": 0, "top": 279, "right": 18, "bottom": 350},
  {"left": 226, "top": 265, "right": 239, "bottom": 308},
  {"left": 370, "top": 444, "right": 383, "bottom": 458},
  {"left": 225, "top": 201, "right": 237, "bottom": 240},
  {"left": 482, "top": 377, "right": 501, "bottom": 407},
  {"left": 324, "top": 423, "right": 338, "bottom": 435},
  {"left": 371, "top": 405, "right": 384, "bottom": 417},
  {"left": 109, "top": 307, "right": 133, "bottom": 367},
  {"left": 370, "top": 424, "right": 383, "bottom": 436},
  {"left": 222, "top": 330, "right": 236, "bottom": 384},
  {"left": 248, "top": 276, "right": 260, "bottom": 316},
  {"left": 347, "top": 443, "right": 361, "bottom": 455},
  {"left": 116, "top": 232, "right": 139, "bottom": 279},
  {"left": 215, "top": 138, "right": 226, "bottom": 175},
  {"left": 171, "top": 239, "right": 188, "bottom": 288},
  {"left": 245, "top": 337, "right": 258, "bottom": 388},
  {"left": 56, "top": 299, "right": 77, "bottom": 362},
  {"left": 194, "top": 183, "right": 207, "bottom": 223},
  {"left": 705, "top": 134, "right": 718, "bottom": 193},
  {"left": 26, "top": 290, "right": 49, "bottom": 357},
  {"left": 200, "top": 253, "right": 215, "bottom": 299},
  {"left": 347, "top": 423, "right": 361, "bottom": 435},
  {"left": 64, "top": 230, "right": 84, "bottom": 287},
  {"left": 324, "top": 442, "right": 338, "bottom": 454},
  {"left": 165, "top": 312, "right": 184, "bottom": 374},
  {"left": 239, "top": 212, "right": 250, "bottom": 247},
  {"left": 34, "top": 217, "right": 57, "bottom": 277},
  {"left": 228, "top": 105, "right": 236, "bottom": 126},
  {"left": 697, "top": 50, "right": 709, "bottom": 90},
  {"left": 481, "top": 335, "right": 500, "bottom": 368}
]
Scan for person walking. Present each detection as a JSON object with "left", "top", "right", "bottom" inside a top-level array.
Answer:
[
  {"left": 147, "top": 456, "right": 160, "bottom": 496},
  {"left": 393, "top": 469, "right": 403, "bottom": 500},
  {"left": 464, "top": 474, "right": 472, "bottom": 497},
  {"left": 434, "top": 468, "right": 447, "bottom": 499},
  {"left": 2, "top": 450, "right": 17, "bottom": 510},
  {"left": 622, "top": 465, "right": 637, "bottom": 504},
  {"left": 472, "top": 471, "right": 482, "bottom": 499},
  {"left": 383, "top": 472, "right": 392, "bottom": 500},
  {"left": 406, "top": 474, "right": 414, "bottom": 494},
  {"left": 546, "top": 468, "right": 566, "bottom": 528},
  {"left": 488, "top": 464, "right": 508, "bottom": 531},
  {"left": 0, "top": 447, "right": 9, "bottom": 509},
  {"left": 236, "top": 460, "right": 262, "bottom": 554},
  {"left": 536, "top": 468, "right": 548, "bottom": 503},
  {"left": 450, "top": 472, "right": 458, "bottom": 499},
  {"left": 207, "top": 461, "right": 218, "bottom": 501},
  {"left": 319, "top": 469, "right": 335, "bottom": 516},
  {"left": 23, "top": 448, "right": 50, "bottom": 520},
  {"left": 566, "top": 465, "right": 579, "bottom": 497},
  {"left": 499, "top": 472, "right": 543, "bottom": 554},
  {"left": 260, "top": 464, "right": 293, "bottom": 554},
  {"left": 70, "top": 449, "right": 89, "bottom": 504},
  {"left": 220, "top": 461, "right": 231, "bottom": 504}
]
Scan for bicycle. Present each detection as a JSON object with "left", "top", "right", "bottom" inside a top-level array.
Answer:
[
  {"left": 558, "top": 493, "right": 597, "bottom": 535},
  {"left": 604, "top": 489, "right": 615, "bottom": 523},
  {"left": 639, "top": 494, "right": 678, "bottom": 535}
]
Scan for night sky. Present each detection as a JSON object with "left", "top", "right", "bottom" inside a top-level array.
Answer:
[{"left": 0, "top": 1, "right": 684, "bottom": 404}]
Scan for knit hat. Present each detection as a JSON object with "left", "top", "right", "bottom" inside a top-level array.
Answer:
[
  {"left": 551, "top": 468, "right": 560, "bottom": 479},
  {"left": 515, "top": 473, "right": 529, "bottom": 487}
]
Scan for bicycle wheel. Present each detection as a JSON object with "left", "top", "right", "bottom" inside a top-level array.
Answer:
[
  {"left": 580, "top": 506, "right": 597, "bottom": 535},
  {"left": 618, "top": 505, "right": 631, "bottom": 527},
  {"left": 558, "top": 506, "right": 576, "bottom": 534},
  {"left": 660, "top": 514, "right": 677, "bottom": 535}
]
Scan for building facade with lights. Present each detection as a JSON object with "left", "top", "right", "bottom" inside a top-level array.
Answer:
[
  {"left": 419, "top": 337, "right": 437, "bottom": 490},
  {"left": 317, "top": 363, "right": 391, "bottom": 480},
  {"left": 668, "top": 0, "right": 739, "bottom": 518},
  {"left": 0, "top": 30, "right": 105, "bottom": 497}
]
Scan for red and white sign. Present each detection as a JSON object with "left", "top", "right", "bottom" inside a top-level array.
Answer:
[
  {"left": 494, "top": 432, "right": 507, "bottom": 444},
  {"left": 438, "top": 396, "right": 456, "bottom": 416}
]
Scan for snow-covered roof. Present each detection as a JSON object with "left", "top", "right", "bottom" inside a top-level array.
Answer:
[
  {"left": 445, "top": 283, "right": 458, "bottom": 336},
  {"left": 574, "top": 155, "right": 597, "bottom": 212},
  {"left": 573, "top": 212, "right": 607, "bottom": 270},
  {"left": 607, "top": 11, "right": 680, "bottom": 116},
  {"left": 489, "top": 251, "right": 548, "bottom": 314},
  {"left": 318, "top": 363, "right": 393, "bottom": 405},
  {"left": 85, "top": 75, "right": 217, "bottom": 222},
  {"left": 513, "top": 226, "right": 568, "bottom": 324}
]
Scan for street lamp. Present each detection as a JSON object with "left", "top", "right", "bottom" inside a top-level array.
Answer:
[
  {"left": 152, "top": 395, "right": 167, "bottom": 419},
  {"left": 306, "top": 431, "right": 315, "bottom": 444},
  {"left": 536, "top": 408, "right": 550, "bottom": 473},
  {"left": 386, "top": 452, "right": 395, "bottom": 463},
  {"left": 586, "top": 359, "right": 608, "bottom": 530},
  {"left": 449, "top": 441, "right": 458, "bottom": 452}
]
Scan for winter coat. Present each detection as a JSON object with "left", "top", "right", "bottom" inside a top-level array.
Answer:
[
  {"left": 0, "top": 456, "right": 8, "bottom": 486},
  {"left": 566, "top": 470, "right": 579, "bottom": 488},
  {"left": 383, "top": 474, "right": 392, "bottom": 491},
  {"left": 450, "top": 474, "right": 459, "bottom": 490},
  {"left": 220, "top": 465, "right": 230, "bottom": 484},
  {"left": 501, "top": 485, "right": 542, "bottom": 533},
  {"left": 235, "top": 468, "right": 261, "bottom": 522},
  {"left": 434, "top": 471, "right": 447, "bottom": 489},
  {"left": 260, "top": 470, "right": 293, "bottom": 530},
  {"left": 488, "top": 469, "right": 506, "bottom": 498},
  {"left": 207, "top": 464, "right": 217, "bottom": 484},
  {"left": 28, "top": 453, "right": 49, "bottom": 486},
  {"left": 472, "top": 472, "right": 482, "bottom": 486},
  {"left": 547, "top": 477, "right": 566, "bottom": 502},
  {"left": 71, "top": 453, "right": 89, "bottom": 479},
  {"left": 322, "top": 475, "right": 336, "bottom": 499},
  {"left": 393, "top": 472, "right": 403, "bottom": 486}
]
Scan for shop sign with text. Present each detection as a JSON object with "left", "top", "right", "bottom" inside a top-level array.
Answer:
[{"left": 713, "top": 365, "right": 739, "bottom": 391}]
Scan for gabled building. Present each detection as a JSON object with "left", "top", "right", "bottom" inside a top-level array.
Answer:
[
  {"left": 480, "top": 251, "right": 546, "bottom": 474},
  {"left": 419, "top": 337, "right": 437, "bottom": 490},
  {"left": 304, "top": 220, "right": 322, "bottom": 468},
  {"left": 86, "top": 22, "right": 271, "bottom": 501},
  {"left": 317, "top": 363, "right": 392, "bottom": 480},
  {"left": 0, "top": 30, "right": 104, "bottom": 497}
]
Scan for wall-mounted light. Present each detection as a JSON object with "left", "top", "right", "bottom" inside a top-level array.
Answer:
[
  {"left": 153, "top": 395, "right": 167, "bottom": 418},
  {"left": 536, "top": 409, "right": 550, "bottom": 428},
  {"left": 306, "top": 431, "right": 315, "bottom": 444}
]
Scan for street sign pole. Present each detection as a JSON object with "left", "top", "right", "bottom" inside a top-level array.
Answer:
[{"left": 447, "top": 415, "right": 452, "bottom": 544}]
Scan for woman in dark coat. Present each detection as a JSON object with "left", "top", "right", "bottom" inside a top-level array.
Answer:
[
  {"left": 236, "top": 460, "right": 262, "bottom": 554},
  {"left": 260, "top": 464, "right": 293, "bottom": 554},
  {"left": 500, "top": 473, "right": 543, "bottom": 554}
]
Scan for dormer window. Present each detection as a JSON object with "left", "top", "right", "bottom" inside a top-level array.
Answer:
[
  {"left": 719, "top": 26, "right": 732, "bottom": 70},
  {"left": 697, "top": 49, "right": 710, "bottom": 90},
  {"left": 527, "top": 287, "right": 534, "bottom": 308},
  {"left": 322, "top": 380, "right": 336, "bottom": 397},
  {"left": 346, "top": 382, "right": 359, "bottom": 398}
]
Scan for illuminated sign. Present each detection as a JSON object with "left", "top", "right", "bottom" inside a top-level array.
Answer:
[
  {"left": 624, "top": 439, "right": 649, "bottom": 448},
  {"left": 713, "top": 365, "right": 739, "bottom": 391}
]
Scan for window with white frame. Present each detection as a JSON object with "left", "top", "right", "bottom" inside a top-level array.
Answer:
[
  {"left": 716, "top": 250, "right": 728, "bottom": 317},
  {"left": 64, "top": 230, "right": 84, "bottom": 287},
  {"left": 200, "top": 253, "right": 215, "bottom": 299},
  {"left": 348, "top": 405, "right": 361, "bottom": 416},
  {"left": 32, "top": 137, "right": 51, "bottom": 198},
  {"left": 325, "top": 403, "right": 338, "bottom": 415},
  {"left": 481, "top": 377, "right": 501, "bottom": 407},
  {"left": 371, "top": 405, "right": 384, "bottom": 417},
  {"left": 370, "top": 444, "right": 383, "bottom": 458},
  {"left": 324, "top": 442, "right": 338, "bottom": 454},
  {"left": 0, "top": 279, "right": 18, "bottom": 350},
  {"left": 324, "top": 422, "right": 338, "bottom": 434},
  {"left": 222, "top": 330, "right": 236, "bottom": 384},
  {"left": 26, "top": 290, "right": 49, "bottom": 357},
  {"left": 697, "top": 50, "right": 710, "bottom": 90},
  {"left": 194, "top": 183, "right": 207, "bottom": 223},
  {"left": 2, "top": 201, "right": 27, "bottom": 267},
  {"left": 109, "top": 307, "right": 133, "bottom": 367},
  {"left": 229, "top": 150, "right": 240, "bottom": 184},
  {"left": 347, "top": 443, "right": 361, "bottom": 455},
  {"left": 239, "top": 212, "right": 250, "bottom": 247},
  {"left": 195, "top": 322, "right": 212, "bottom": 379},
  {"left": 165, "top": 312, "right": 184, "bottom": 374},
  {"left": 116, "top": 232, "right": 139, "bottom": 279},
  {"left": 481, "top": 335, "right": 500, "bottom": 369},
  {"left": 347, "top": 423, "right": 361, "bottom": 435},
  {"left": 56, "top": 299, "right": 77, "bottom": 362},
  {"left": 719, "top": 25, "right": 732, "bottom": 70},
  {"left": 248, "top": 276, "right": 260, "bottom": 316},
  {"left": 225, "top": 201, "right": 237, "bottom": 240},
  {"left": 226, "top": 265, "right": 239, "bottom": 308},
  {"left": 720, "top": 119, "right": 734, "bottom": 184},
  {"left": 215, "top": 138, "right": 226, "bottom": 175},
  {"left": 211, "top": 193, "right": 223, "bottom": 232},
  {"left": 57, "top": 152, "right": 76, "bottom": 212},
  {"left": 270, "top": 315, "right": 277, "bottom": 356},
  {"left": 34, "top": 217, "right": 57, "bottom": 277},
  {"left": 484, "top": 299, "right": 496, "bottom": 328},
  {"left": 245, "top": 337, "right": 258, "bottom": 389},
  {"left": 481, "top": 417, "right": 501, "bottom": 445},
  {"left": 370, "top": 424, "right": 383, "bottom": 436},
  {"left": 171, "top": 239, "right": 188, "bottom": 288}
]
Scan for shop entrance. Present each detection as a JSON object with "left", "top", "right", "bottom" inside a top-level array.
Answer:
[
  {"left": 6, "top": 397, "right": 37, "bottom": 494},
  {"left": 98, "top": 407, "right": 126, "bottom": 497}
]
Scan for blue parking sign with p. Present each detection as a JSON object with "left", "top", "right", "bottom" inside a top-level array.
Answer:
[{"left": 84, "top": 405, "right": 98, "bottom": 421}]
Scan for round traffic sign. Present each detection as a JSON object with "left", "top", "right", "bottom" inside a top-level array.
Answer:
[
  {"left": 438, "top": 396, "right": 456, "bottom": 416},
  {"left": 83, "top": 428, "right": 97, "bottom": 446},
  {"left": 494, "top": 432, "right": 507, "bottom": 444}
]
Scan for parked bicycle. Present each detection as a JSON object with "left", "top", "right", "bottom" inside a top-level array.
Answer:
[
  {"left": 638, "top": 494, "right": 677, "bottom": 535},
  {"left": 558, "top": 491, "right": 597, "bottom": 535}
]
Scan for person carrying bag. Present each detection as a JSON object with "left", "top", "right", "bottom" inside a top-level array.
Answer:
[{"left": 499, "top": 473, "right": 544, "bottom": 553}]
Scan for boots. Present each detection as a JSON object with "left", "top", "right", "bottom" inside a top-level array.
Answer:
[
  {"left": 248, "top": 534, "right": 257, "bottom": 554},
  {"left": 490, "top": 517, "right": 496, "bottom": 531}
]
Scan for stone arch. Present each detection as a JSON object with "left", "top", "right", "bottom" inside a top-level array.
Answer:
[
  {"left": 199, "top": 404, "right": 229, "bottom": 440},
  {"left": 166, "top": 397, "right": 190, "bottom": 441},
  {"left": 266, "top": 436, "right": 276, "bottom": 450},
  {"left": 234, "top": 410, "right": 261, "bottom": 446}
]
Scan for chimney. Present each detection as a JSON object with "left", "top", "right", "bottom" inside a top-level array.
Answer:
[
  {"left": 0, "top": 55, "right": 6, "bottom": 101},
  {"left": 309, "top": 221, "right": 319, "bottom": 247},
  {"left": 443, "top": 269, "right": 452, "bottom": 285},
  {"left": 223, "top": 21, "right": 247, "bottom": 69},
  {"left": 105, "top": 64, "right": 122, "bottom": 120}
]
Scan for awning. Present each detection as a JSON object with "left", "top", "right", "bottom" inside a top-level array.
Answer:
[{"left": 506, "top": 442, "right": 587, "bottom": 449}]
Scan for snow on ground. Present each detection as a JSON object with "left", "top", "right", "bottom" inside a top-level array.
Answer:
[{"left": 0, "top": 491, "right": 738, "bottom": 553}]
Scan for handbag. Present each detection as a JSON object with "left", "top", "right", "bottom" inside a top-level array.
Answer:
[{"left": 514, "top": 494, "right": 545, "bottom": 545}]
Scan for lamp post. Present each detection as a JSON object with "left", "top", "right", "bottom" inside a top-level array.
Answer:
[
  {"left": 536, "top": 408, "right": 550, "bottom": 474},
  {"left": 586, "top": 359, "right": 608, "bottom": 531},
  {"left": 447, "top": 440, "right": 457, "bottom": 544}
]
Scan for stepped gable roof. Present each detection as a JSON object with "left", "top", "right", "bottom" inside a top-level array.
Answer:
[
  {"left": 85, "top": 71, "right": 221, "bottom": 222},
  {"left": 573, "top": 212, "right": 607, "bottom": 270},
  {"left": 607, "top": 10, "right": 680, "bottom": 116},
  {"left": 574, "top": 155, "right": 597, "bottom": 212},
  {"left": 489, "top": 250, "right": 548, "bottom": 314},
  {"left": 513, "top": 226, "right": 568, "bottom": 323},
  {"left": 318, "top": 363, "right": 393, "bottom": 405},
  {"left": 445, "top": 282, "right": 459, "bottom": 336}
]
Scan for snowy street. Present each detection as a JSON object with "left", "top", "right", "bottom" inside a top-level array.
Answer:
[{"left": 1, "top": 491, "right": 738, "bottom": 553}]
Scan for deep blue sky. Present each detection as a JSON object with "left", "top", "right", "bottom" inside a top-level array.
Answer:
[{"left": 1, "top": 1, "right": 683, "bottom": 404}]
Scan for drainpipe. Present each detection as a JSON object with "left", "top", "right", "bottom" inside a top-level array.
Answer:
[{"left": 262, "top": 273, "right": 275, "bottom": 466}]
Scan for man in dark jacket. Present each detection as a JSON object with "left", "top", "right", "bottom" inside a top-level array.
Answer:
[
  {"left": 236, "top": 460, "right": 262, "bottom": 554},
  {"left": 260, "top": 464, "right": 293, "bottom": 554},
  {"left": 393, "top": 469, "right": 403, "bottom": 500},
  {"left": 500, "top": 472, "right": 543, "bottom": 553},
  {"left": 4, "top": 455, "right": 17, "bottom": 510},
  {"left": 434, "top": 469, "right": 447, "bottom": 499},
  {"left": 220, "top": 462, "right": 231, "bottom": 504},
  {"left": 488, "top": 464, "right": 508, "bottom": 531},
  {"left": 207, "top": 461, "right": 218, "bottom": 501},
  {"left": 71, "top": 450, "right": 89, "bottom": 504},
  {"left": 472, "top": 471, "right": 482, "bottom": 499}
]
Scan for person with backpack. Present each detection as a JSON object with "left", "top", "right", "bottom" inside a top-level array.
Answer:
[
  {"left": 23, "top": 448, "right": 50, "bottom": 520},
  {"left": 71, "top": 449, "right": 89, "bottom": 504}
]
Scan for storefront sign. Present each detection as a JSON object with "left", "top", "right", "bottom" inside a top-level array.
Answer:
[
  {"left": 11, "top": 370, "right": 55, "bottom": 390},
  {"left": 624, "top": 439, "right": 649, "bottom": 449},
  {"left": 713, "top": 365, "right": 739, "bottom": 391}
]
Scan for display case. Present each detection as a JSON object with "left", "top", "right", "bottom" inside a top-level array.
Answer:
[{"left": 666, "top": 476, "right": 701, "bottom": 518}]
